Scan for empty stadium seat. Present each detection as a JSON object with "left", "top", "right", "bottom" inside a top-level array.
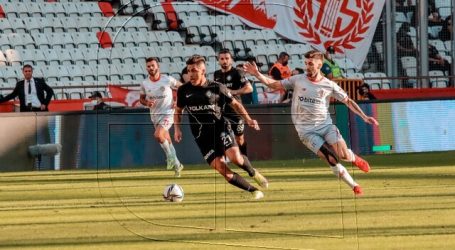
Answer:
[
  {"left": 20, "top": 49, "right": 47, "bottom": 67},
  {"left": 1, "top": 2, "right": 29, "bottom": 19},
  {"left": 97, "top": 31, "right": 113, "bottom": 48},
  {"left": 26, "top": 3, "right": 42, "bottom": 18},
  {"left": 7, "top": 33, "right": 34, "bottom": 50},
  {"left": 4, "top": 49, "right": 21, "bottom": 66},
  {"left": 54, "top": 48, "right": 73, "bottom": 65},
  {"left": 40, "top": 48, "right": 59, "bottom": 66},
  {"left": 0, "top": 19, "right": 13, "bottom": 34},
  {"left": 32, "top": 33, "right": 50, "bottom": 49},
  {"left": 130, "top": 46, "right": 148, "bottom": 63},
  {"left": 9, "top": 18, "right": 27, "bottom": 33}
]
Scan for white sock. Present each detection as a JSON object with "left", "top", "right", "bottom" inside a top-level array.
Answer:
[
  {"left": 346, "top": 149, "right": 356, "bottom": 162},
  {"left": 330, "top": 163, "right": 357, "bottom": 188},
  {"left": 160, "top": 140, "right": 172, "bottom": 159},
  {"left": 169, "top": 142, "right": 181, "bottom": 166}
]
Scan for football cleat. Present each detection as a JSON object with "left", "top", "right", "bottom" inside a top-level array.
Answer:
[
  {"left": 252, "top": 170, "right": 269, "bottom": 189},
  {"left": 353, "top": 185, "right": 363, "bottom": 196},
  {"left": 353, "top": 155, "right": 370, "bottom": 173},
  {"left": 174, "top": 163, "right": 184, "bottom": 177},
  {"left": 252, "top": 190, "right": 264, "bottom": 200}
]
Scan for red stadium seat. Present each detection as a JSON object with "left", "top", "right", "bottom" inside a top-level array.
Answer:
[
  {"left": 98, "top": 2, "right": 114, "bottom": 17},
  {"left": 0, "top": 5, "right": 5, "bottom": 18},
  {"left": 96, "top": 31, "right": 113, "bottom": 48}
]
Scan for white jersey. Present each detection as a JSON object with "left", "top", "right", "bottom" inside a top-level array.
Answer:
[
  {"left": 281, "top": 74, "right": 348, "bottom": 132},
  {"left": 140, "top": 75, "right": 179, "bottom": 117}
]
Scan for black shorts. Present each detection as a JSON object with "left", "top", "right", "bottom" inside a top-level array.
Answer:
[
  {"left": 195, "top": 122, "right": 238, "bottom": 164},
  {"left": 225, "top": 115, "right": 245, "bottom": 136}
]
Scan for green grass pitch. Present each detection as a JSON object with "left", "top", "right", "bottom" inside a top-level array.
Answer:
[{"left": 0, "top": 151, "right": 454, "bottom": 249}]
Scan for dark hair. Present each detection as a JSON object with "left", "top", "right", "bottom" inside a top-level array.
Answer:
[
  {"left": 218, "top": 48, "right": 233, "bottom": 57},
  {"left": 90, "top": 91, "right": 103, "bottom": 99},
  {"left": 145, "top": 57, "right": 159, "bottom": 63},
  {"left": 23, "top": 64, "right": 33, "bottom": 70},
  {"left": 278, "top": 52, "right": 289, "bottom": 59},
  {"left": 304, "top": 50, "right": 324, "bottom": 60},
  {"left": 186, "top": 54, "right": 206, "bottom": 65},
  {"left": 294, "top": 67, "right": 304, "bottom": 74},
  {"left": 357, "top": 83, "right": 370, "bottom": 95}
]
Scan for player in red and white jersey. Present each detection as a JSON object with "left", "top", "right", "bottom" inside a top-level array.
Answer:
[
  {"left": 244, "top": 50, "right": 379, "bottom": 196},
  {"left": 139, "top": 57, "right": 184, "bottom": 177}
]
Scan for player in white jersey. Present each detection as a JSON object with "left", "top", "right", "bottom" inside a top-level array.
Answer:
[
  {"left": 139, "top": 57, "right": 184, "bottom": 177},
  {"left": 244, "top": 50, "right": 379, "bottom": 196}
]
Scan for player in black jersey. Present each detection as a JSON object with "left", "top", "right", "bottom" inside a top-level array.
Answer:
[
  {"left": 174, "top": 55, "right": 268, "bottom": 200},
  {"left": 214, "top": 49, "right": 253, "bottom": 157}
]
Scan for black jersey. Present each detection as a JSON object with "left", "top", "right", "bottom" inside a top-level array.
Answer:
[
  {"left": 177, "top": 80, "right": 234, "bottom": 137},
  {"left": 214, "top": 67, "right": 249, "bottom": 117}
]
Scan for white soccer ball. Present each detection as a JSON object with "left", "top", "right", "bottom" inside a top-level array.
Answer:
[{"left": 163, "top": 184, "right": 184, "bottom": 202}]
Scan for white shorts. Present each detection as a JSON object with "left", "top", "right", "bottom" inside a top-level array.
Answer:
[
  {"left": 298, "top": 124, "right": 343, "bottom": 154},
  {"left": 151, "top": 114, "right": 173, "bottom": 131}
]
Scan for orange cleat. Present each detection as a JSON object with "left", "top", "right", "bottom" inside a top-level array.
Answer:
[
  {"left": 353, "top": 155, "right": 370, "bottom": 173},
  {"left": 353, "top": 185, "right": 363, "bottom": 196}
]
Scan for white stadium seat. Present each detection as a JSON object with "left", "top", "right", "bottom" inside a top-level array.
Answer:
[
  {"left": 40, "top": 49, "right": 59, "bottom": 66},
  {"left": 4, "top": 49, "right": 22, "bottom": 66},
  {"left": 0, "top": 19, "right": 13, "bottom": 34}
]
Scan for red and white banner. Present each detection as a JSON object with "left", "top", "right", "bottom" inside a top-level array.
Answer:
[
  {"left": 196, "top": 0, "right": 385, "bottom": 69},
  {"left": 108, "top": 85, "right": 144, "bottom": 107}
]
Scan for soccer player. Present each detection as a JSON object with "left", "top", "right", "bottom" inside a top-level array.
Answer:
[
  {"left": 244, "top": 50, "right": 379, "bottom": 196},
  {"left": 139, "top": 57, "right": 184, "bottom": 177},
  {"left": 214, "top": 49, "right": 253, "bottom": 157},
  {"left": 174, "top": 55, "right": 268, "bottom": 200}
]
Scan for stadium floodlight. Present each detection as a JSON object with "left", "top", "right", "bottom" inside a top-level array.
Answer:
[{"left": 28, "top": 144, "right": 62, "bottom": 170}]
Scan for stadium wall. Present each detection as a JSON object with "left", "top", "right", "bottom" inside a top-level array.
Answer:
[{"left": 1, "top": 99, "right": 454, "bottom": 172}]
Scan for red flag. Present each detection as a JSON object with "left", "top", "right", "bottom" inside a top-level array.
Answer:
[{"left": 108, "top": 85, "right": 144, "bottom": 107}]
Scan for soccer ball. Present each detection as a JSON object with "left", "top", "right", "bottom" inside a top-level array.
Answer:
[{"left": 163, "top": 184, "right": 184, "bottom": 202}]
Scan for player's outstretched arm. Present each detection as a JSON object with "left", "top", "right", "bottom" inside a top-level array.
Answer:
[
  {"left": 343, "top": 98, "right": 379, "bottom": 125},
  {"left": 243, "top": 62, "right": 284, "bottom": 90},
  {"left": 174, "top": 106, "right": 184, "bottom": 142},
  {"left": 229, "top": 99, "right": 260, "bottom": 130}
]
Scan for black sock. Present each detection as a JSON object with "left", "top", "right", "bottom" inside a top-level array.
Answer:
[
  {"left": 239, "top": 142, "right": 248, "bottom": 156},
  {"left": 228, "top": 172, "right": 257, "bottom": 192},
  {"left": 237, "top": 155, "right": 255, "bottom": 177}
]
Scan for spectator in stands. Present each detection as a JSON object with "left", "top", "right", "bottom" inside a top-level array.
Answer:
[
  {"left": 0, "top": 64, "right": 53, "bottom": 112},
  {"left": 269, "top": 52, "right": 291, "bottom": 102},
  {"left": 396, "top": 0, "right": 413, "bottom": 12},
  {"left": 428, "top": 44, "right": 452, "bottom": 75},
  {"left": 357, "top": 83, "right": 376, "bottom": 100},
  {"left": 428, "top": 5, "right": 443, "bottom": 27},
  {"left": 268, "top": 52, "right": 291, "bottom": 80},
  {"left": 397, "top": 23, "right": 418, "bottom": 58},
  {"left": 89, "top": 91, "right": 109, "bottom": 110},
  {"left": 439, "top": 15, "right": 452, "bottom": 41},
  {"left": 322, "top": 46, "right": 343, "bottom": 79}
]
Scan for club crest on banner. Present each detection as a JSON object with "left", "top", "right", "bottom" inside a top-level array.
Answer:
[{"left": 293, "top": 0, "right": 374, "bottom": 53}]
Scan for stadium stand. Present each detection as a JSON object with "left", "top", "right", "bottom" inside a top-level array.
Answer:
[{"left": 0, "top": 0, "right": 453, "bottom": 104}]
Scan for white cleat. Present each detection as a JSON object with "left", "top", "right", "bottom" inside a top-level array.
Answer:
[
  {"left": 253, "top": 170, "right": 269, "bottom": 189},
  {"left": 252, "top": 190, "right": 264, "bottom": 200},
  {"left": 174, "top": 163, "right": 184, "bottom": 177}
]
